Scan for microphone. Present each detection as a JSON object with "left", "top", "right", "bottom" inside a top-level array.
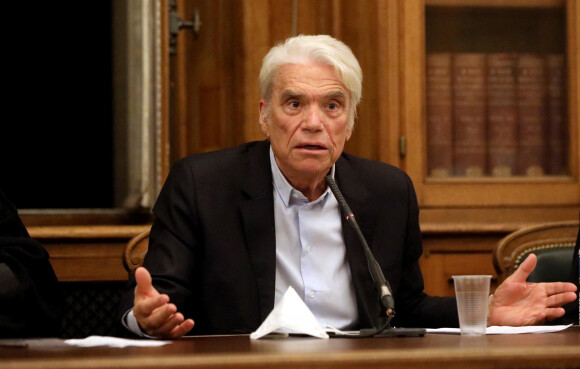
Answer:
[{"left": 325, "top": 175, "right": 395, "bottom": 318}]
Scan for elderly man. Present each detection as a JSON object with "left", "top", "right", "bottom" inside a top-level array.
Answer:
[{"left": 119, "top": 35, "right": 577, "bottom": 338}]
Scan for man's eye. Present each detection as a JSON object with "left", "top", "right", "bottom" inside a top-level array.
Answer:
[
  {"left": 290, "top": 101, "right": 300, "bottom": 108},
  {"left": 327, "top": 102, "right": 342, "bottom": 111}
]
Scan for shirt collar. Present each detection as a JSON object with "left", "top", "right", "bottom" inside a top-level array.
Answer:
[{"left": 269, "top": 147, "right": 335, "bottom": 207}]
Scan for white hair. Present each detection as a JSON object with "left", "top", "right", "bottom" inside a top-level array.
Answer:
[{"left": 258, "top": 35, "right": 363, "bottom": 129}]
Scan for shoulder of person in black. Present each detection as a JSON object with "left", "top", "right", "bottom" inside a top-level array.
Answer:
[{"left": 0, "top": 189, "right": 63, "bottom": 338}]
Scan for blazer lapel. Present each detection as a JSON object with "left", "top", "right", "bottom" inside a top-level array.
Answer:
[
  {"left": 239, "top": 141, "right": 277, "bottom": 323},
  {"left": 335, "top": 158, "right": 381, "bottom": 329}
]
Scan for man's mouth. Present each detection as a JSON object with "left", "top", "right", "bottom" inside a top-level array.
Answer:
[{"left": 297, "top": 144, "right": 326, "bottom": 150}]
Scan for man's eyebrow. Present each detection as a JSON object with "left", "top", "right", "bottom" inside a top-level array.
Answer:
[
  {"left": 279, "top": 90, "right": 303, "bottom": 101},
  {"left": 326, "top": 91, "right": 346, "bottom": 100},
  {"left": 279, "top": 90, "right": 347, "bottom": 101}
]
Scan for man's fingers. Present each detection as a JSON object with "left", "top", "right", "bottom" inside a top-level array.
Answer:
[
  {"left": 139, "top": 302, "right": 177, "bottom": 331},
  {"left": 543, "top": 307, "right": 566, "bottom": 321},
  {"left": 544, "top": 281, "right": 578, "bottom": 295},
  {"left": 135, "top": 293, "right": 170, "bottom": 318},
  {"left": 168, "top": 318, "right": 195, "bottom": 338},
  {"left": 135, "top": 267, "right": 156, "bottom": 298},
  {"left": 146, "top": 313, "right": 195, "bottom": 338},
  {"left": 509, "top": 254, "right": 537, "bottom": 283},
  {"left": 131, "top": 266, "right": 194, "bottom": 338},
  {"left": 546, "top": 291, "right": 578, "bottom": 308},
  {"left": 147, "top": 310, "right": 183, "bottom": 337}
]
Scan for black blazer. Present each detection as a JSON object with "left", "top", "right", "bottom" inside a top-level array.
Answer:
[
  {"left": 119, "top": 140, "right": 458, "bottom": 334},
  {"left": 0, "top": 189, "right": 63, "bottom": 338}
]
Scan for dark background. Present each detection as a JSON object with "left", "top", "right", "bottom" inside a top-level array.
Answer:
[{"left": 1, "top": 2, "right": 114, "bottom": 209}]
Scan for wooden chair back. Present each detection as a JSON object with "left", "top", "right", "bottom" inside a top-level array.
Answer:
[
  {"left": 493, "top": 220, "right": 579, "bottom": 283},
  {"left": 123, "top": 229, "right": 150, "bottom": 274}
]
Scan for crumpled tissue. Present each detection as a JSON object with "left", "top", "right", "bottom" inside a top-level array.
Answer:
[{"left": 250, "top": 286, "right": 329, "bottom": 339}]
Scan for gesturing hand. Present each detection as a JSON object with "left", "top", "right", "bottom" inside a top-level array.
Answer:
[
  {"left": 133, "top": 267, "right": 195, "bottom": 338},
  {"left": 487, "top": 254, "right": 577, "bottom": 326}
]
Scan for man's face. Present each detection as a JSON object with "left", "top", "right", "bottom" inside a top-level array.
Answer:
[{"left": 259, "top": 62, "right": 352, "bottom": 184}]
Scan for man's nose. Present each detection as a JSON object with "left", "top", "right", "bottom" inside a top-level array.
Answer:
[{"left": 302, "top": 106, "right": 324, "bottom": 131}]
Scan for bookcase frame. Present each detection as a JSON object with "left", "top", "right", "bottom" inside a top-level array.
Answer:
[{"left": 400, "top": 0, "right": 580, "bottom": 208}]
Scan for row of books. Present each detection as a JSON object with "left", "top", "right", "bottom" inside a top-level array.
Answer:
[{"left": 426, "top": 52, "right": 568, "bottom": 177}]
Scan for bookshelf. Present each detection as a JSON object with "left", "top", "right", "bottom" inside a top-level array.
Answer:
[
  {"left": 400, "top": 0, "right": 579, "bottom": 208},
  {"left": 393, "top": 0, "right": 580, "bottom": 296}
]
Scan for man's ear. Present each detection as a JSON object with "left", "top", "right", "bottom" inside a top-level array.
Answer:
[
  {"left": 345, "top": 128, "right": 352, "bottom": 141},
  {"left": 259, "top": 99, "right": 269, "bottom": 137}
]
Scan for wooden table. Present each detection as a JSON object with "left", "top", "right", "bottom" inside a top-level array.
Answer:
[{"left": 1, "top": 327, "right": 579, "bottom": 369}]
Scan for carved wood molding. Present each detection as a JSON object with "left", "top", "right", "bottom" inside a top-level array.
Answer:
[{"left": 28, "top": 225, "right": 151, "bottom": 240}]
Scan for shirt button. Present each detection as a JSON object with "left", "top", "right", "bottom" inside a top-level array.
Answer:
[
  {"left": 309, "top": 291, "right": 315, "bottom": 298},
  {"left": 305, "top": 246, "right": 311, "bottom": 253}
]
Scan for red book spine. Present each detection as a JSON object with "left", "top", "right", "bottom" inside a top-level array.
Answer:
[
  {"left": 453, "top": 53, "right": 487, "bottom": 177},
  {"left": 545, "top": 54, "right": 567, "bottom": 175},
  {"left": 426, "top": 53, "right": 453, "bottom": 177},
  {"left": 516, "top": 54, "right": 547, "bottom": 176},
  {"left": 487, "top": 53, "right": 518, "bottom": 177}
]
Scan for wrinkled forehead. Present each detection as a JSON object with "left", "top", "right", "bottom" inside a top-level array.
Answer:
[{"left": 271, "top": 62, "right": 350, "bottom": 100}]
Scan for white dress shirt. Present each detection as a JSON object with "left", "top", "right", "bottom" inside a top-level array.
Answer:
[{"left": 270, "top": 149, "right": 358, "bottom": 330}]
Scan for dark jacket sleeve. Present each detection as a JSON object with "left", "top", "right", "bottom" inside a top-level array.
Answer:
[
  {"left": 0, "top": 190, "right": 63, "bottom": 338},
  {"left": 118, "top": 157, "right": 202, "bottom": 329},
  {"left": 118, "top": 141, "right": 274, "bottom": 335},
  {"left": 390, "top": 174, "right": 459, "bottom": 328}
]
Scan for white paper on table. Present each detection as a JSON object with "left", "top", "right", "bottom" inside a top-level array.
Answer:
[
  {"left": 64, "top": 335, "right": 171, "bottom": 348},
  {"left": 250, "top": 286, "right": 329, "bottom": 339},
  {"left": 426, "top": 324, "right": 572, "bottom": 335}
]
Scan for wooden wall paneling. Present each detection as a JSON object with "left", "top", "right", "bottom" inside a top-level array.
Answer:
[
  {"left": 47, "top": 241, "right": 129, "bottom": 282},
  {"left": 338, "top": 0, "right": 380, "bottom": 161},
  {"left": 420, "top": 232, "right": 503, "bottom": 296},
  {"left": 195, "top": 0, "right": 228, "bottom": 153},
  {"left": 296, "top": 0, "right": 336, "bottom": 37},
  {"left": 172, "top": 0, "right": 246, "bottom": 161},
  {"left": 172, "top": 0, "right": 194, "bottom": 160},
  {"left": 420, "top": 250, "right": 499, "bottom": 296},
  {"left": 426, "top": 0, "right": 566, "bottom": 7},
  {"left": 268, "top": 0, "right": 296, "bottom": 42},
  {"left": 227, "top": 0, "right": 248, "bottom": 150},
  {"left": 568, "top": 0, "right": 580, "bottom": 181},
  {"left": 398, "top": 0, "right": 425, "bottom": 181},
  {"left": 420, "top": 206, "right": 580, "bottom": 231},
  {"left": 377, "top": 0, "right": 402, "bottom": 167},
  {"left": 243, "top": 0, "right": 270, "bottom": 143},
  {"left": 216, "top": 0, "right": 247, "bottom": 153},
  {"left": 29, "top": 226, "right": 151, "bottom": 282},
  {"left": 267, "top": 1, "right": 336, "bottom": 51}
]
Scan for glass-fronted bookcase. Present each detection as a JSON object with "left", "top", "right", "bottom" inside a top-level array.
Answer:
[
  {"left": 401, "top": 0, "right": 579, "bottom": 209},
  {"left": 394, "top": 0, "right": 579, "bottom": 296}
]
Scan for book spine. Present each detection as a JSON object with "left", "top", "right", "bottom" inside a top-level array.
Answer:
[
  {"left": 516, "top": 54, "right": 547, "bottom": 176},
  {"left": 452, "top": 53, "right": 487, "bottom": 177},
  {"left": 426, "top": 53, "right": 453, "bottom": 177},
  {"left": 487, "top": 53, "right": 518, "bottom": 177},
  {"left": 545, "top": 54, "right": 567, "bottom": 175}
]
